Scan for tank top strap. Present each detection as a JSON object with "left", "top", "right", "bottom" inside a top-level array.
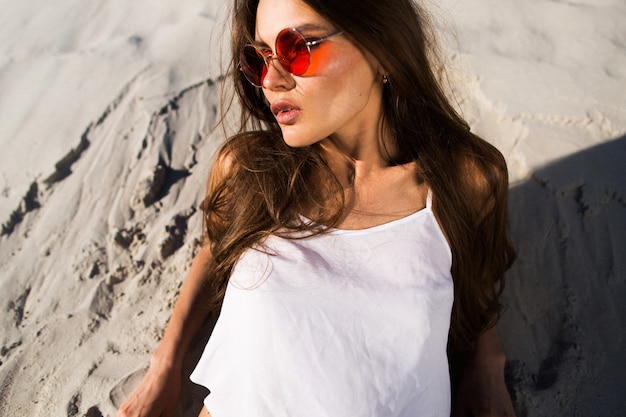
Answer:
[{"left": 426, "top": 187, "right": 433, "bottom": 209}]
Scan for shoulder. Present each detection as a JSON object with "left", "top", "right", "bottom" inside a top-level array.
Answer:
[
  {"left": 207, "top": 131, "right": 281, "bottom": 187},
  {"left": 211, "top": 131, "right": 300, "bottom": 177},
  {"left": 457, "top": 138, "right": 509, "bottom": 223},
  {"left": 203, "top": 130, "right": 309, "bottom": 229}
]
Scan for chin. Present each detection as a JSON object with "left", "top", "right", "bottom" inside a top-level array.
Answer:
[{"left": 280, "top": 130, "right": 321, "bottom": 148}]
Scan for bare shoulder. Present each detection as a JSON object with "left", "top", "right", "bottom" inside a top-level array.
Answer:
[
  {"left": 198, "top": 406, "right": 212, "bottom": 417},
  {"left": 207, "top": 132, "right": 279, "bottom": 187},
  {"left": 458, "top": 144, "right": 509, "bottom": 222}
]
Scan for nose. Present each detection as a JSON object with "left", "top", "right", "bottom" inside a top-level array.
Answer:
[{"left": 262, "top": 57, "right": 295, "bottom": 90}]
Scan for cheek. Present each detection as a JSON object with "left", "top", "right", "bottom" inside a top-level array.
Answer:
[{"left": 301, "top": 43, "right": 336, "bottom": 77}]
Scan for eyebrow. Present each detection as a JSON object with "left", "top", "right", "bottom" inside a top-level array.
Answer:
[
  {"left": 253, "top": 23, "right": 335, "bottom": 47},
  {"left": 296, "top": 23, "right": 333, "bottom": 33}
]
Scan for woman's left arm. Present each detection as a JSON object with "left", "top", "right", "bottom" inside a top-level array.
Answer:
[{"left": 453, "top": 326, "right": 517, "bottom": 417}]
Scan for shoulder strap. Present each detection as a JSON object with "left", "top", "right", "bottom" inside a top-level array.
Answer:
[{"left": 426, "top": 188, "right": 433, "bottom": 209}]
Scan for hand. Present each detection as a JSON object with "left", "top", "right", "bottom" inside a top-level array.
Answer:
[
  {"left": 116, "top": 356, "right": 182, "bottom": 417},
  {"left": 452, "top": 327, "right": 516, "bottom": 417},
  {"left": 117, "top": 247, "right": 214, "bottom": 417}
]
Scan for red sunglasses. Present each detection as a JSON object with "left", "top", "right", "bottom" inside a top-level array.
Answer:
[{"left": 240, "top": 27, "right": 343, "bottom": 87}]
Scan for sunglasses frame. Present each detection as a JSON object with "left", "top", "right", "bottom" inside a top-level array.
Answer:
[{"left": 240, "top": 27, "right": 343, "bottom": 87}]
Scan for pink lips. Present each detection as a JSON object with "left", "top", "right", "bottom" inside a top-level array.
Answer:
[{"left": 271, "top": 100, "right": 301, "bottom": 125}]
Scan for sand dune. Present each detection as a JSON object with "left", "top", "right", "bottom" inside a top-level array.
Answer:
[{"left": 1, "top": 0, "right": 624, "bottom": 416}]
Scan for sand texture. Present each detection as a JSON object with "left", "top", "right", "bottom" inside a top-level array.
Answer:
[{"left": 1, "top": 0, "right": 625, "bottom": 416}]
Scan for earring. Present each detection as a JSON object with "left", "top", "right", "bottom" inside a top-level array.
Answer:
[{"left": 382, "top": 74, "right": 389, "bottom": 84}]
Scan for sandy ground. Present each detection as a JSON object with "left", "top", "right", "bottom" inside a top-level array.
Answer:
[{"left": 1, "top": 0, "right": 625, "bottom": 416}]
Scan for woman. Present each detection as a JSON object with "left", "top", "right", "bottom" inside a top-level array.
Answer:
[{"left": 118, "top": 0, "right": 516, "bottom": 415}]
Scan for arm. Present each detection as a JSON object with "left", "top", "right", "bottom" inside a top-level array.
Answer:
[
  {"left": 117, "top": 245, "right": 214, "bottom": 417},
  {"left": 453, "top": 326, "right": 516, "bottom": 417}
]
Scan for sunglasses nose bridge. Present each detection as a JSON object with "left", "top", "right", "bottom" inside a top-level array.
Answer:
[
  {"left": 264, "top": 54, "right": 279, "bottom": 65},
  {"left": 262, "top": 53, "right": 289, "bottom": 74},
  {"left": 262, "top": 54, "right": 296, "bottom": 88}
]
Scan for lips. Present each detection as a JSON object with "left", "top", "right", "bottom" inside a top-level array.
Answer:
[{"left": 271, "top": 100, "right": 302, "bottom": 125}]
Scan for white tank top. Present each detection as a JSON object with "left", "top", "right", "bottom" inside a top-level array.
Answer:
[{"left": 191, "top": 191, "right": 454, "bottom": 416}]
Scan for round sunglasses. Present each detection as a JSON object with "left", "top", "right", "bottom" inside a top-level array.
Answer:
[{"left": 240, "top": 28, "right": 343, "bottom": 87}]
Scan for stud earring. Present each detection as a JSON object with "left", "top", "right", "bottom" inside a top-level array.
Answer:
[{"left": 382, "top": 74, "right": 389, "bottom": 84}]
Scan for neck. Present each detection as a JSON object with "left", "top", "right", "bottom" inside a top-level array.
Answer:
[{"left": 314, "top": 140, "right": 425, "bottom": 230}]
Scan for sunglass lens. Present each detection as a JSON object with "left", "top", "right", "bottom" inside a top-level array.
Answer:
[
  {"left": 240, "top": 45, "right": 267, "bottom": 86},
  {"left": 276, "top": 29, "right": 310, "bottom": 75}
]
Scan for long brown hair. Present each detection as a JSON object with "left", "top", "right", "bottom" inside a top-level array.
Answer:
[{"left": 203, "top": 0, "right": 515, "bottom": 351}]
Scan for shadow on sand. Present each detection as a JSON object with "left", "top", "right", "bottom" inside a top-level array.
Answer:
[{"left": 502, "top": 134, "right": 625, "bottom": 416}]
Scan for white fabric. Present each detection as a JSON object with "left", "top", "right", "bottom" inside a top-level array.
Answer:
[{"left": 191, "top": 192, "right": 454, "bottom": 417}]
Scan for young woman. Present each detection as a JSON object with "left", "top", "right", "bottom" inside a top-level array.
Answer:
[{"left": 118, "top": 0, "right": 517, "bottom": 416}]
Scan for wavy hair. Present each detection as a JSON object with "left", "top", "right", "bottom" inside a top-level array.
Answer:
[{"left": 203, "top": 0, "right": 515, "bottom": 351}]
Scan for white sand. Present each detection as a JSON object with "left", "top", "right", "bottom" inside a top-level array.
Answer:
[{"left": 1, "top": 0, "right": 624, "bottom": 416}]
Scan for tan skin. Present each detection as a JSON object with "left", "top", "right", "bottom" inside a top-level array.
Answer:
[
  {"left": 117, "top": 0, "right": 516, "bottom": 415},
  {"left": 116, "top": 247, "right": 214, "bottom": 417}
]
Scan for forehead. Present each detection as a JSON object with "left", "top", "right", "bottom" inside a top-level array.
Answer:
[{"left": 255, "top": 0, "right": 332, "bottom": 42}]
